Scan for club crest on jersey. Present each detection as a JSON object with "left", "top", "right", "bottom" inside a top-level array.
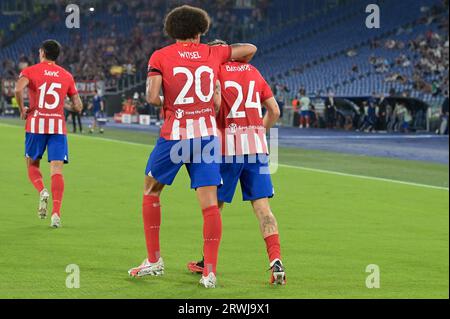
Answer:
[
  {"left": 175, "top": 109, "right": 184, "bottom": 119},
  {"left": 44, "top": 70, "right": 60, "bottom": 77},
  {"left": 228, "top": 123, "right": 238, "bottom": 134}
]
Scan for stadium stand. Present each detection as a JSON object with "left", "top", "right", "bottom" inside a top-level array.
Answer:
[
  {"left": 251, "top": 0, "right": 448, "bottom": 103},
  {"left": 0, "top": 0, "right": 448, "bottom": 132}
]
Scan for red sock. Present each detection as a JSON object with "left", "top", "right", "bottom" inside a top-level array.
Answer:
[
  {"left": 51, "top": 174, "right": 64, "bottom": 216},
  {"left": 28, "top": 165, "right": 44, "bottom": 193},
  {"left": 264, "top": 234, "right": 281, "bottom": 264},
  {"left": 202, "top": 205, "right": 222, "bottom": 276},
  {"left": 143, "top": 195, "right": 161, "bottom": 263}
]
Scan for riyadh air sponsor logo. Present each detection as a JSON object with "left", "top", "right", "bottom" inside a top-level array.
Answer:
[
  {"left": 44, "top": 70, "right": 60, "bottom": 77},
  {"left": 175, "top": 109, "right": 184, "bottom": 119},
  {"left": 184, "top": 108, "right": 213, "bottom": 116},
  {"left": 33, "top": 111, "right": 63, "bottom": 118},
  {"left": 175, "top": 108, "right": 212, "bottom": 119}
]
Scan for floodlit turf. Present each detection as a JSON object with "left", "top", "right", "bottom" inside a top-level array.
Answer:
[{"left": 0, "top": 121, "right": 448, "bottom": 298}]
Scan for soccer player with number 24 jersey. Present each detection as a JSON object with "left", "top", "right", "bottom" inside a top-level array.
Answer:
[
  {"left": 127, "top": 5, "right": 258, "bottom": 288},
  {"left": 15, "top": 40, "right": 83, "bottom": 228},
  {"left": 187, "top": 40, "right": 286, "bottom": 285}
]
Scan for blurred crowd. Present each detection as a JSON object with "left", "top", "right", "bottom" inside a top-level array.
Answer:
[
  {"left": 0, "top": 0, "right": 269, "bottom": 87},
  {"left": 369, "top": 4, "right": 449, "bottom": 97}
]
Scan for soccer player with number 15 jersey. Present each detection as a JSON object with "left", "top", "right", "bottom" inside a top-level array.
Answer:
[
  {"left": 15, "top": 40, "right": 83, "bottom": 228},
  {"left": 127, "top": 5, "right": 258, "bottom": 288}
]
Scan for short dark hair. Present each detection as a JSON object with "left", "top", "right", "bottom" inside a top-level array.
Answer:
[
  {"left": 164, "top": 5, "right": 210, "bottom": 40},
  {"left": 40, "top": 39, "right": 61, "bottom": 61}
]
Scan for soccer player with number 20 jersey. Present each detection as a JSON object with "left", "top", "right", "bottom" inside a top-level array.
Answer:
[
  {"left": 187, "top": 40, "right": 286, "bottom": 285},
  {"left": 15, "top": 40, "right": 83, "bottom": 228},
  {"left": 127, "top": 5, "right": 258, "bottom": 288}
]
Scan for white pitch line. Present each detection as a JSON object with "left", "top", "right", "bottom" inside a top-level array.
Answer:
[
  {"left": 1, "top": 122, "right": 448, "bottom": 191},
  {"left": 70, "top": 131, "right": 450, "bottom": 191},
  {"left": 277, "top": 163, "right": 449, "bottom": 191}
]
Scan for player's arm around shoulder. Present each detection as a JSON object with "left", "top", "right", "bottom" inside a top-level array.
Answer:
[
  {"left": 213, "top": 79, "right": 222, "bottom": 114},
  {"left": 230, "top": 43, "right": 258, "bottom": 63},
  {"left": 14, "top": 75, "right": 30, "bottom": 120}
]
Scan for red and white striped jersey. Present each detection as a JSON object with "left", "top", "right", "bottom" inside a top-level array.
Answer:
[
  {"left": 20, "top": 61, "right": 78, "bottom": 135},
  {"left": 216, "top": 62, "right": 274, "bottom": 156},
  {"left": 148, "top": 42, "right": 231, "bottom": 140}
]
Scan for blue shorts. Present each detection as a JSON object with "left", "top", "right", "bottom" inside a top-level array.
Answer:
[
  {"left": 218, "top": 155, "right": 274, "bottom": 203},
  {"left": 25, "top": 133, "right": 69, "bottom": 163},
  {"left": 300, "top": 110, "right": 310, "bottom": 117},
  {"left": 145, "top": 136, "right": 222, "bottom": 189}
]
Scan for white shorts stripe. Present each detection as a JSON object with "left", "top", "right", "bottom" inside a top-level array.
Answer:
[
  {"left": 186, "top": 119, "right": 194, "bottom": 139},
  {"left": 254, "top": 133, "right": 264, "bottom": 154},
  {"left": 30, "top": 118, "right": 36, "bottom": 133},
  {"left": 263, "top": 134, "right": 269, "bottom": 153},
  {"left": 226, "top": 134, "right": 235, "bottom": 156},
  {"left": 48, "top": 119, "right": 55, "bottom": 134},
  {"left": 210, "top": 116, "right": 217, "bottom": 136},
  {"left": 240, "top": 134, "right": 249, "bottom": 155},
  {"left": 38, "top": 118, "right": 45, "bottom": 134},
  {"left": 172, "top": 120, "right": 180, "bottom": 140},
  {"left": 198, "top": 117, "right": 208, "bottom": 137},
  {"left": 58, "top": 119, "right": 63, "bottom": 134}
]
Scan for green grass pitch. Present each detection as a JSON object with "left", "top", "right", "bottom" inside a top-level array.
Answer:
[{"left": 0, "top": 120, "right": 448, "bottom": 299}]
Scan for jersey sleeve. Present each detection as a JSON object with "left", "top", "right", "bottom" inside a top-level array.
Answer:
[
  {"left": 19, "top": 67, "right": 32, "bottom": 80},
  {"left": 148, "top": 50, "right": 163, "bottom": 77},
  {"left": 67, "top": 75, "right": 78, "bottom": 97},
  {"left": 212, "top": 45, "right": 232, "bottom": 64}
]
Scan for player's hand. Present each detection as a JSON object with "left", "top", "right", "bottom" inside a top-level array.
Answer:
[{"left": 20, "top": 108, "right": 29, "bottom": 120}]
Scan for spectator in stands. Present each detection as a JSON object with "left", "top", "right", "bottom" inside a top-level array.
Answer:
[
  {"left": 377, "top": 94, "right": 392, "bottom": 131},
  {"left": 351, "top": 102, "right": 362, "bottom": 130},
  {"left": 121, "top": 97, "right": 137, "bottom": 115},
  {"left": 89, "top": 90, "right": 105, "bottom": 134},
  {"left": 324, "top": 92, "right": 337, "bottom": 129},
  {"left": 395, "top": 102, "right": 413, "bottom": 133},
  {"left": 274, "top": 83, "right": 289, "bottom": 120},
  {"left": 298, "top": 93, "right": 311, "bottom": 129},
  {"left": 359, "top": 100, "right": 379, "bottom": 132},
  {"left": 10, "top": 96, "right": 19, "bottom": 116},
  {"left": 309, "top": 104, "right": 320, "bottom": 128},
  {"left": 439, "top": 91, "right": 449, "bottom": 135}
]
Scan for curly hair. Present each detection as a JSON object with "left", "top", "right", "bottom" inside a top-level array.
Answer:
[{"left": 164, "top": 5, "right": 211, "bottom": 40}]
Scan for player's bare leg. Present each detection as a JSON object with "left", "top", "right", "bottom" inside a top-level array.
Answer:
[
  {"left": 251, "top": 198, "right": 286, "bottom": 285},
  {"left": 196, "top": 186, "right": 221, "bottom": 288},
  {"left": 50, "top": 161, "right": 64, "bottom": 228},
  {"left": 26, "top": 158, "right": 49, "bottom": 219},
  {"left": 128, "top": 176, "right": 165, "bottom": 277}
]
